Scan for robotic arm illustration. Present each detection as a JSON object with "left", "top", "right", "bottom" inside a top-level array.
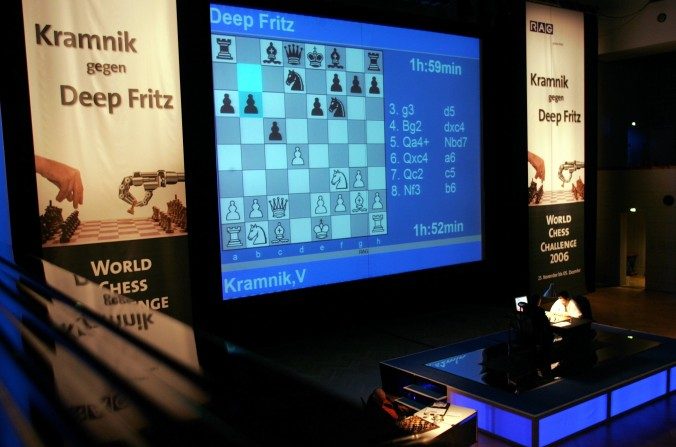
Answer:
[
  {"left": 558, "top": 161, "right": 584, "bottom": 187},
  {"left": 119, "top": 170, "right": 185, "bottom": 214}
]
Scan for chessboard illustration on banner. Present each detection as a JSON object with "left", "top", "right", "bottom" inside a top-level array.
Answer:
[
  {"left": 528, "top": 149, "right": 585, "bottom": 205},
  {"left": 39, "top": 168, "right": 187, "bottom": 246},
  {"left": 213, "top": 35, "right": 388, "bottom": 251}
]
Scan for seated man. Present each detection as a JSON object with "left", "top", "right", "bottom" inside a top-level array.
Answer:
[
  {"left": 525, "top": 294, "right": 555, "bottom": 375},
  {"left": 549, "top": 290, "right": 582, "bottom": 318}
]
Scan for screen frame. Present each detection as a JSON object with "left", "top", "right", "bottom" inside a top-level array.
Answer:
[{"left": 177, "top": 0, "right": 487, "bottom": 335}]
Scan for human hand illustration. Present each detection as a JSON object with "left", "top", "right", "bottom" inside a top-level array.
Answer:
[
  {"left": 35, "top": 155, "right": 84, "bottom": 208},
  {"left": 528, "top": 151, "right": 545, "bottom": 181}
]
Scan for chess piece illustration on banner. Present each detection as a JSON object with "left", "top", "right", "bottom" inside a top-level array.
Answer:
[
  {"left": 244, "top": 94, "right": 258, "bottom": 114},
  {"left": 352, "top": 193, "right": 367, "bottom": 212},
  {"left": 311, "top": 98, "right": 324, "bottom": 116},
  {"left": 330, "top": 169, "right": 348, "bottom": 190},
  {"left": 335, "top": 194, "right": 346, "bottom": 212},
  {"left": 292, "top": 147, "right": 305, "bottom": 165},
  {"left": 372, "top": 214, "right": 385, "bottom": 233},
  {"left": 226, "top": 200, "right": 240, "bottom": 220},
  {"left": 369, "top": 76, "right": 380, "bottom": 94},
  {"left": 271, "top": 222, "right": 289, "bottom": 243},
  {"left": 263, "top": 42, "right": 281, "bottom": 64},
  {"left": 226, "top": 226, "right": 243, "bottom": 247},
  {"left": 314, "top": 219, "right": 329, "bottom": 239},
  {"left": 315, "top": 195, "right": 327, "bottom": 214},
  {"left": 220, "top": 93, "right": 235, "bottom": 113},
  {"left": 328, "top": 97, "right": 345, "bottom": 117},
  {"left": 353, "top": 170, "right": 365, "bottom": 188},
  {"left": 249, "top": 199, "right": 263, "bottom": 218},
  {"left": 286, "top": 69, "right": 304, "bottom": 91},
  {"left": 331, "top": 74, "right": 342, "bottom": 92},
  {"left": 527, "top": 150, "right": 545, "bottom": 205},
  {"left": 247, "top": 223, "right": 267, "bottom": 245},
  {"left": 328, "top": 48, "right": 343, "bottom": 69},
  {"left": 269, "top": 121, "right": 283, "bottom": 141},
  {"left": 372, "top": 192, "right": 383, "bottom": 209},
  {"left": 350, "top": 75, "right": 362, "bottom": 93}
]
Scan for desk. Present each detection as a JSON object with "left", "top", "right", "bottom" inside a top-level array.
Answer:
[
  {"left": 388, "top": 405, "right": 477, "bottom": 446},
  {"left": 547, "top": 314, "right": 592, "bottom": 336}
]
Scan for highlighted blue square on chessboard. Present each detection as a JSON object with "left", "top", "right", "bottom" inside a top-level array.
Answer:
[{"left": 237, "top": 64, "right": 262, "bottom": 91}]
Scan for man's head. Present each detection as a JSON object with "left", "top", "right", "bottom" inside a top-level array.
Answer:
[{"left": 559, "top": 290, "right": 571, "bottom": 304}]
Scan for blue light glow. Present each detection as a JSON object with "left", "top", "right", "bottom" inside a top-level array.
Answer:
[
  {"left": 670, "top": 367, "right": 675, "bottom": 392},
  {"left": 610, "top": 371, "right": 667, "bottom": 416},
  {"left": 538, "top": 395, "right": 607, "bottom": 446},
  {"left": 450, "top": 392, "right": 532, "bottom": 447}
]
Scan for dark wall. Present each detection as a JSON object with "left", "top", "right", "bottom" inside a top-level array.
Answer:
[{"left": 598, "top": 51, "right": 676, "bottom": 169}]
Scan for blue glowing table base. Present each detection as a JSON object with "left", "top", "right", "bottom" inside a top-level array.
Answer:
[{"left": 380, "top": 325, "right": 675, "bottom": 447}]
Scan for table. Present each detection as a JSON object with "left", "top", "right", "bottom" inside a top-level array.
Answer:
[{"left": 387, "top": 404, "right": 477, "bottom": 446}]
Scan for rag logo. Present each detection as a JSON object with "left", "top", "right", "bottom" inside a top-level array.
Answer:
[{"left": 530, "top": 20, "right": 554, "bottom": 34}]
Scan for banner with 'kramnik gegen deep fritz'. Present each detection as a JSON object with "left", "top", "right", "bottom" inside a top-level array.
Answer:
[
  {"left": 22, "top": 0, "right": 192, "bottom": 323},
  {"left": 526, "top": 2, "right": 585, "bottom": 296}
]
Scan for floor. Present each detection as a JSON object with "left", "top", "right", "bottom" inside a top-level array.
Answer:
[{"left": 241, "top": 283, "right": 675, "bottom": 446}]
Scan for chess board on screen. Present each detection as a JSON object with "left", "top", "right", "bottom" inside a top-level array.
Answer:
[{"left": 210, "top": 3, "right": 483, "bottom": 299}]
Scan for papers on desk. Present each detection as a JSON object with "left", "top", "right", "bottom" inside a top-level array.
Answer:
[{"left": 552, "top": 321, "right": 572, "bottom": 327}]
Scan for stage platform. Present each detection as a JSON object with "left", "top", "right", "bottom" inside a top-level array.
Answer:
[{"left": 380, "top": 324, "right": 675, "bottom": 447}]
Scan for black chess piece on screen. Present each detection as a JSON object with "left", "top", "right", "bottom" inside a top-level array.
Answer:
[
  {"left": 244, "top": 94, "right": 258, "bottom": 114},
  {"left": 351, "top": 75, "right": 362, "bottom": 93},
  {"left": 269, "top": 121, "right": 282, "bottom": 140},
  {"left": 311, "top": 98, "right": 323, "bottom": 116},
  {"left": 220, "top": 93, "right": 235, "bottom": 113},
  {"left": 369, "top": 76, "right": 380, "bottom": 94}
]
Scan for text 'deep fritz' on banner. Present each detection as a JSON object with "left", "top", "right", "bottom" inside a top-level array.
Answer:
[
  {"left": 526, "top": 2, "right": 585, "bottom": 296},
  {"left": 22, "top": 0, "right": 192, "bottom": 323}
]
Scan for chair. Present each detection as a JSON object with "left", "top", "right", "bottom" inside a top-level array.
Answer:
[{"left": 573, "top": 295, "right": 594, "bottom": 321}]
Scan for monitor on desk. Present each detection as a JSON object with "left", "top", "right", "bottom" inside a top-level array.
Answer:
[{"left": 515, "top": 296, "right": 528, "bottom": 312}]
